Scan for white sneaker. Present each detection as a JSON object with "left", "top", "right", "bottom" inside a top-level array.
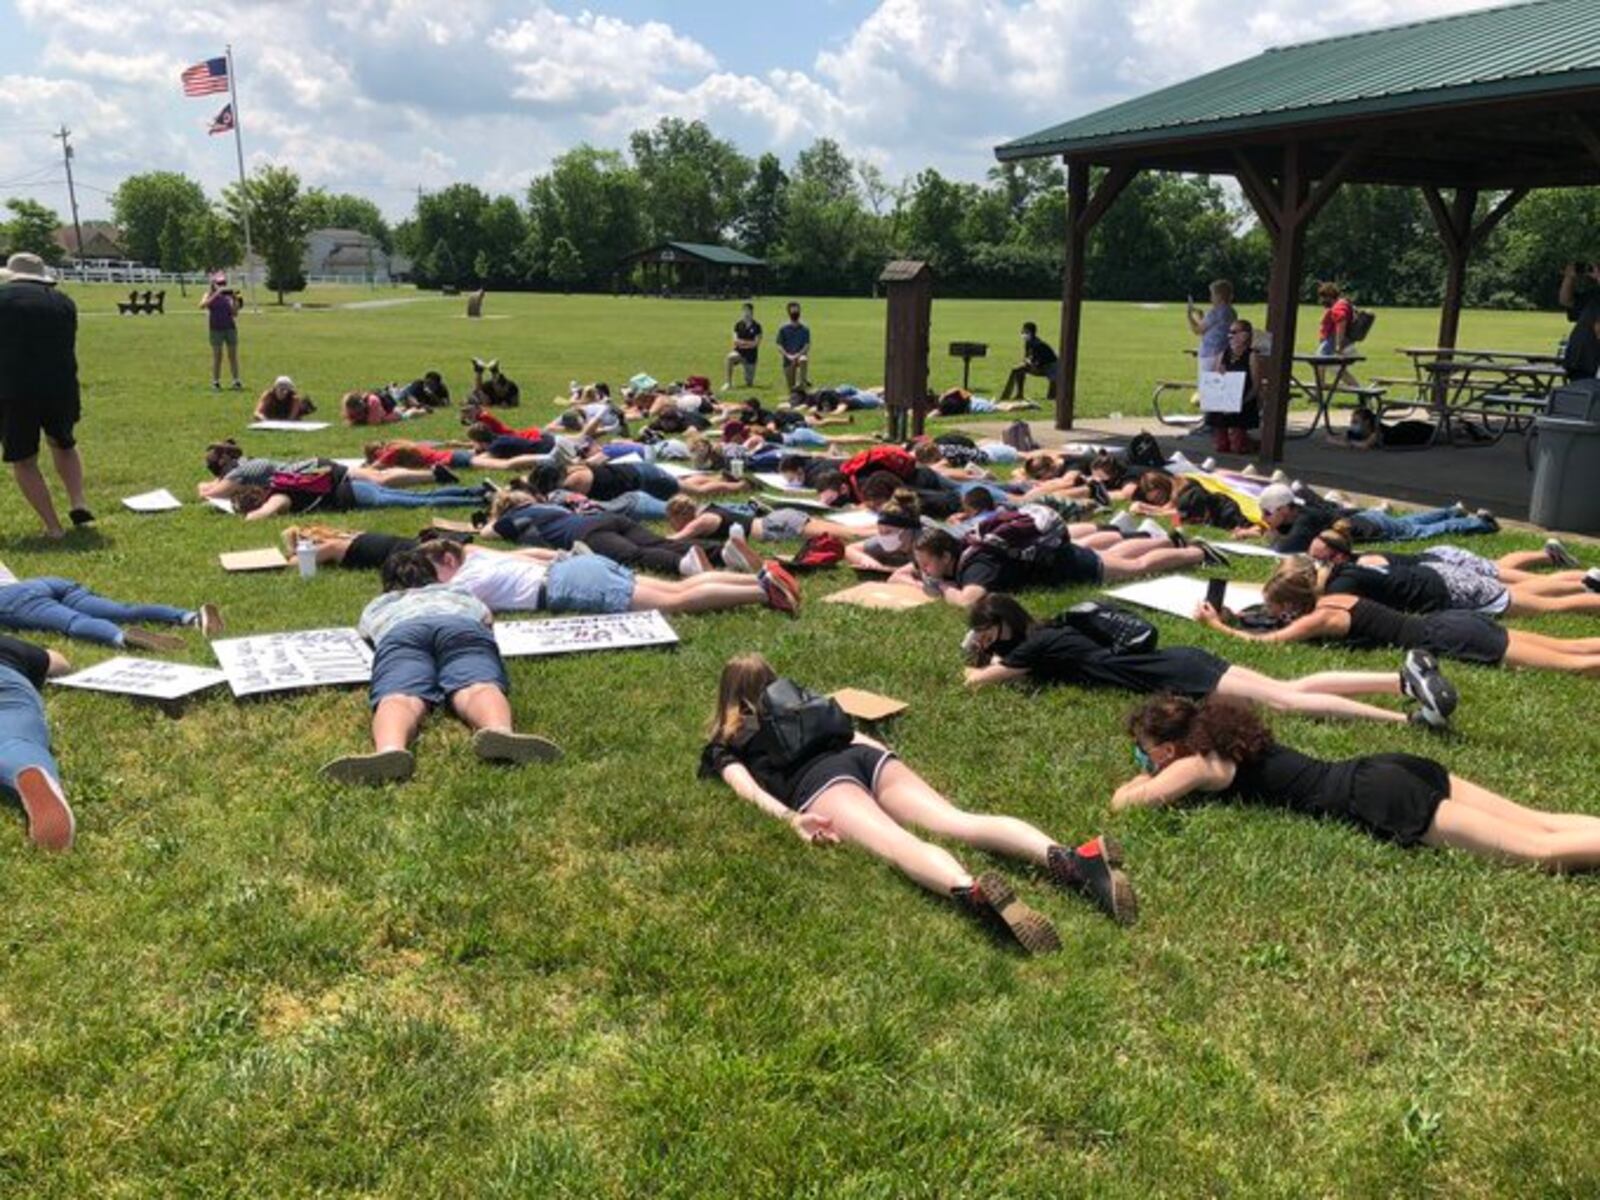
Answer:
[
  {"left": 679, "top": 546, "right": 712, "bottom": 576},
  {"left": 1324, "top": 490, "right": 1348, "bottom": 506},
  {"left": 1269, "top": 469, "right": 1288, "bottom": 484},
  {"left": 1136, "top": 517, "right": 1168, "bottom": 541},
  {"left": 1200, "top": 457, "right": 1217, "bottom": 471}
]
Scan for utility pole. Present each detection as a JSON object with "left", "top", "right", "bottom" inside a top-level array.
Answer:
[{"left": 53, "top": 126, "right": 85, "bottom": 271}]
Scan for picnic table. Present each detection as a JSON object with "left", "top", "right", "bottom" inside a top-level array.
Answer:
[
  {"left": 1150, "top": 350, "right": 1377, "bottom": 437},
  {"left": 1372, "top": 347, "right": 1566, "bottom": 445}
]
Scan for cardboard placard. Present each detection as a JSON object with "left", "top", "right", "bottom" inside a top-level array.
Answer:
[
  {"left": 211, "top": 628, "right": 374, "bottom": 696},
  {"left": 822, "top": 508, "right": 882, "bottom": 529},
  {"left": 831, "top": 687, "right": 908, "bottom": 721},
  {"left": 1104, "top": 575, "right": 1265, "bottom": 621},
  {"left": 493, "top": 611, "right": 678, "bottom": 658},
  {"left": 248, "top": 420, "right": 331, "bottom": 432},
  {"left": 1198, "top": 370, "right": 1247, "bottom": 414},
  {"left": 206, "top": 497, "right": 237, "bottom": 514},
  {"left": 753, "top": 472, "right": 808, "bottom": 492},
  {"left": 655, "top": 462, "right": 698, "bottom": 479},
  {"left": 53, "top": 656, "right": 227, "bottom": 700},
  {"left": 822, "top": 582, "right": 936, "bottom": 611},
  {"left": 220, "top": 548, "right": 290, "bottom": 572},
  {"left": 122, "top": 488, "right": 183, "bottom": 513},
  {"left": 1209, "top": 540, "right": 1285, "bottom": 559}
]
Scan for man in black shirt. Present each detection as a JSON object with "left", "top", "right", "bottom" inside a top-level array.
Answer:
[
  {"left": 0, "top": 631, "right": 73, "bottom": 849},
  {"left": 724, "top": 302, "right": 763, "bottom": 390},
  {"left": 0, "top": 253, "right": 93, "bottom": 538},
  {"left": 999, "top": 321, "right": 1059, "bottom": 401},
  {"left": 1558, "top": 261, "right": 1600, "bottom": 380}
]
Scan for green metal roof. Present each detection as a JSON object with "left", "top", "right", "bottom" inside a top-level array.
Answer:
[
  {"left": 660, "top": 241, "right": 766, "bottom": 267},
  {"left": 997, "top": 0, "right": 1600, "bottom": 161}
]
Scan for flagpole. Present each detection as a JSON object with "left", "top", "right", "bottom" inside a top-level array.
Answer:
[{"left": 224, "top": 43, "right": 258, "bottom": 310}]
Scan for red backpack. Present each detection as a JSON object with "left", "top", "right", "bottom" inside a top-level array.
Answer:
[{"left": 839, "top": 446, "right": 916, "bottom": 501}]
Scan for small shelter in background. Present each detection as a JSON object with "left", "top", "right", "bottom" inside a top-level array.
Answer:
[
  {"left": 880, "top": 260, "right": 933, "bottom": 439},
  {"left": 995, "top": 0, "right": 1600, "bottom": 462},
  {"left": 618, "top": 241, "right": 768, "bottom": 298},
  {"left": 53, "top": 221, "right": 124, "bottom": 261}
]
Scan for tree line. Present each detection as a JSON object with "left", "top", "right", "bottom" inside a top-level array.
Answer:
[{"left": 4, "top": 115, "right": 1598, "bottom": 309}]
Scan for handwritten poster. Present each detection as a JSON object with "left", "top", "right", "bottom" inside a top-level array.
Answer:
[
  {"left": 211, "top": 627, "right": 374, "bottom": 696},
  {"left": 248, "top": 420, "right": 331, "bottom": 432},
  {"left": 1198, "top": 370, "right": 1247, "bottom": 413},
  {"left": 53, "top": 656, "right": 228, "bottom": 700},
  {"left": 1104, "top": 576, "right": 1265, "bottom": 622},
  {"left": 493, "top": 611, "right": 678, "bottom": 658}
]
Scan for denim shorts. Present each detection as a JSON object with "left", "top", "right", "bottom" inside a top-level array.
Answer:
[
  {"left": 450, "top": 449, "right": 474, "bottom": 468},
  {"left": 370, "top": 615, "right": 507, "bottom": 709},
  {"left": 759, "top": 507, "right": 809, "bottom": 541},
  {"left": 544, "top": 555, "right": 636, "bottom": 614},
  {"left": 633, "top": 462, "right": 682, "bottom": 499}
]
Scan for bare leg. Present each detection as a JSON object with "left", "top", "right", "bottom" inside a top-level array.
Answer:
[
  {"left": 1445, "top": 775, "right": 1600, "bottom": 834},
  {"left": 1496, "top": 550, "right": 1556, "bottom": 577},
  {"left": 1506, "top": 591, "right": 1600, "bottom": 616},
  {"left": 47, "top": 439, "right": 87, "bottom": 511},
  {"left": 1508, "top": 573, "right": 1591, "bottom": 596},
  {"left": 1424, "top": 786, "right": 1600, "bottom": 870},
  {"left": 1502, "top": 634, "right": 1600, "bottom": 676},
  {"left": 632, "top": 577, "right": 763, "bottom": 613},
  {"left": 449, "top": 682, "right": 513, "bottom": 732},
  {"left": 1077, "top": 530, "right": 1124, "bottom": 550},
  {"left": 11, "top": 457, "right": 63, "bottom": 537},
  {"left": 872, "top": 759, "right": 1055, "bottom": 864},
  {"left": 1098, "top": 541, "right": 1204, "bottom": 579},
  {"left": 807, "top": 782, "right": 972, "bottom": 894},
  {"left": 372, "top": 694, "right": 427, "bottom": 752},
  {"left": 372, "top": 468, "right": 435, "bottom": 488},
  {"left": 210, "top": 343, "right": 223, "bottom": 385},
  {"left": 1215, "top": 665, "right": 1406, "bottom": 723},
  {"left": 225, "top": 340, "right": 241, "bottom": 384}
]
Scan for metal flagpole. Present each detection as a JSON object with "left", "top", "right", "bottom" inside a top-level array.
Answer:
[{"left": 224, "top": 43, "right": 258, "bottom": 310}]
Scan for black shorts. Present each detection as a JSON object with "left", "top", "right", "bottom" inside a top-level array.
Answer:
[
  {"left": 1054, "top": 543, "right": 1104, "bottom": 586},
  {"left": 1341, "top": 754, "right": 1450, "bottom": 846},
  {"left": 342, "top": 532, "right": 417, "bottom": 571},
  {"left": 790, "top": 745, "right": 896, "bottom": 812},
  {"left": 2, "top": 395, "right": 78, "bottom": 463},
  {"left": 1416, "top": 611, "right": 1509, "bottom": 666}
]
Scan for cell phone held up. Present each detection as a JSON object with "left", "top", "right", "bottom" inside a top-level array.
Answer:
[{"left": 1205, "top": 577, "right": 1228, "bottom": 612}]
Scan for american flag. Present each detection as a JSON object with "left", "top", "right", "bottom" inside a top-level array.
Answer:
[
  {"left": 208, "top": 104, "right": 234, "bottom": 136},
  {"left": 181, "top": 57, "right": 229, "bottom": 97}
]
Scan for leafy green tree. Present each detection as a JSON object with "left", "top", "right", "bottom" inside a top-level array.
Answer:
[
  {"left": 526, "top": 146, "right": 644, "bottom": 290},
  {"left": 158, "top": 211, "right": 190, "bottom": 292},
  {"left": 1, "top": 199, "right": 64, "bottom": 263},
  {"left": 774, "top": 139, "right": 884, "bottom": 295},
  {"left": 737, "top": 152, "right": 788, "bottom": 258},
  {"left": 111, "top": 171, "right": 209, "bottom": 266},
  {"left": 225, "top": 165, "right": 309, "bottom": 303},
  {"left": 628, "top": 118, "right": 751, "bottom": 242},
  {"left": 299, "top": 189, "right": 391, "bottom": 251},
  {"left": 548, "top": 237, "right": 583, "bottom": 291},
  {"left": 188, "top": 209, "right": 242, "bottom": 274},
  {"left": 427, "top": 238, "right": 458, "bottom": 288}
]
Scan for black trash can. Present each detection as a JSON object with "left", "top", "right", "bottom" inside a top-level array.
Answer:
[{"left": 1530, "top": 380, "right": 1600, "bottom": 533}]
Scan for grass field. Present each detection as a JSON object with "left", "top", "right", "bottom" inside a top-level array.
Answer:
[{"left": 1, "top": 285, "right": 1596, "bottom": 1197}]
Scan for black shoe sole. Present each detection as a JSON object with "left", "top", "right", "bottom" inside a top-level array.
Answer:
[
  {"left": 974, "top": 872, "right": 1061, "bottom": 955},
  {"left": 1402, "top": 650, "right": 1458, "bottom": 720}
]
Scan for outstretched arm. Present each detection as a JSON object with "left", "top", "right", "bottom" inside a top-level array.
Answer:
[
  {"left": 1111, "top": 754, "right": 1234, "bottom": 812},
  {"left": 1196, "top": 601, "right": 1333, "bottom": 644},
  {"left": 963, "top": 663, "right": 1027, "bottom": 688},
  {"left": 719, "top": 763, "right": 839, "bottom": 844}
]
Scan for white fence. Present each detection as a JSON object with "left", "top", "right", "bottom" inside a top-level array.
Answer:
[{"left": 53, "top": 265, "right": 402, "bottom": 288}]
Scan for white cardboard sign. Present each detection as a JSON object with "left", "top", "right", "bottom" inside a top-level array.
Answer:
[
  {"left": 53, "top": 656, "right": 227, "bottom": 700},
  {"left": 248, "top": 420, "right": 331, "bottom": 432},
  {"left": 122, "top": 489, "right": 183, "bottom": 513},
  {"left": 1198, "top": 370, "right": 1247, "bottom": 414},
  {"left": 211, "top": 627, "right": 374, "bottom": 696},
  {"left": 1104, "top": 575, "right": 1265, "bottom": 621},
  {"left": 493, "top": 611, "right": 678, "bottom": 658}
]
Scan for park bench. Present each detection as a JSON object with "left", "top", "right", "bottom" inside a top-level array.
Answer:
[{"left": 115, "top": 289, "right": 166, "bottom": 316}]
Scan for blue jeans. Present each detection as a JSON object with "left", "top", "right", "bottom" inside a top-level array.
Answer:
[
  {"left": 0, "top": 578, "right": 191, "bottom": 647},
  {"left": 957, "top": 481, "right": 1012, "bottom": 504},
  {"left": 370, "top": 616, "right": 507, "bottom": 709},
  {"left": 0, "top": 664, "right": 57, "bottom": 789},
  {"left": 350, "top": 481, "right": 483, "bottom": 509},
  {"left": 632, "top": 461, "right": 682, "bottom": 499},
  {"left": 783, "top": 427, "right": 830, "bottom": 448},
  {"left": 597, "top": 491, "right": 669, "bottom": 521},
  {"left": 1356, "top": 506, "right": 1494, "bottom": 541}
]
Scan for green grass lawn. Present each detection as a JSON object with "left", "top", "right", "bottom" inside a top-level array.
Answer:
[{"left": 0, "top": 286, "right": 1596, "bottom": 1197}]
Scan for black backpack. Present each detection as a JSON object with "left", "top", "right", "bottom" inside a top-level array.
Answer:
[
  {"left": 1348, "top": 306, "right": 1376, "bottom": 343},
  {"left": 1049, "top": 601, "right": 1159, "bottom": 654},
  {"left": 1126, "top": 432, "right": 1165, "bottom": 469},
  {"left": 752, "top": 679, "right": 854, "bottom": 768}
]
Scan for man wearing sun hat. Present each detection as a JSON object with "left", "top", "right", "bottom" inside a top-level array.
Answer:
[
  {"left": 200, "top": 270, "right": 243, "bottom": 391},
  {"left": 0, "top": 253, "right": 93, "bottom": 539}
]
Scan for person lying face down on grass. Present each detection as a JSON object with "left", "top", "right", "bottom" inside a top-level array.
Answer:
[
  {"left": 889, "top": 523, "right": 1225, "bottom": 610},
  {"left": 698, "top": 652, "right": 1136, "bottom": 954},
  {"left": 342, "top": 388, "right": 430, "bottom": 426},
  {"left": 198, "top": 439, "right": 453, "bottom": 501},
  {"left": 360, "top": 437, "right": 547, "bottom": 475},
  {"left": 410, "top": 536, "right": 800, "bottom": 618},
  {"left": 1126, "top": 473, "right": 1264, "bottom": 539},
  {"left": 254, "top": 376, "right": 313, "bottom": 422},
  {"left": 663, "top": 495, "right": 870, "bottom": 552},
  {"left": 1017, "top": 451, "right": 1140, "bottom": 506},
  {"left": 0, "top": 633, "right": 77, "bottom": 850},
  {"left": 1199, "top": 555, "right": 1600, "bottom": 677},
  {"left": 320, "top": 549, "right": 561, "bottom": 786},
  {"left": 1257, "top": 482, "right": 1499, "bottom": 556},
  {"left": 961, "top": 592, "right": 1456, "bottom": 729},
  {"left": 229, "top": 460, "right": 486, "bottom": 520},
  {"left": 0, "top": 576, "right": 221, "bottom": 650},
  {"left": 1116, "top": 693, "right": 1600, "bottom": 872},
  {"left": 1306, "top": 526, "right": 1600, "bottom": 618}
]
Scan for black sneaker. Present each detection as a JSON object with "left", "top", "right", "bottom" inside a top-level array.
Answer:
[
  {"left": 955, "top": 873, "right": 1061, "bottom": 954},
  {"left": 1584, "top": 568, "right": 1600, "bottom": 594},
  {"left": 1474, "top": 508, "right": 1500, "bottom": 533},
  {"left": 1400, "top": 649, "right": 1457, "bottom": 724},
  {"left": 1088, "top": 479, "right": 1111, "bottom": 509},
  {"left": 1194, "top": 538, "right": 1232, "bottom": 568},
  {"left": 433, "top": 463, "right": 460, "bottom": 484},
  {"left": 1408, "top": 709, "right": 1450, "bottom": 732},
  {"left": 1047, "top": 838, "right": 1138, "bottom": 926},
  {"left": 1545, "top": 538, "right": 1581, "bottom": 569}
]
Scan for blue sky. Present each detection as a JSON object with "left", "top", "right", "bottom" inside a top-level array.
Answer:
[{"left": 0, "top": 0, "right": 1503, "bottom": 223}]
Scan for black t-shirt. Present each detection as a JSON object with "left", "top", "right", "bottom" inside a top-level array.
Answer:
[
  {"left": 1271, "top": 502, "right": 1347, "bottom": 554},
  {"left": 1023, "top": 334, "right": 1057, "bottom": 370},
  {"left": 706, "top": 505, "right": 755, "bottom": 537},
  {"left": 0, "top": 283, "right": 78, "bottom": 404},
  {"left": 734, "top": 318, "right": 762, "bottom": 362},
  {"left": 799, "top": 458, "right": 845, "bottom": 488},
  {"left": 342, "top": 532, "right": 418, "bottom": 571},
  {"left": 0, "top": 633, "right": 50, "bottom": 690},
  {"left": 585, "top": 463, "right": 641, "bottom": 501},
  {"left": 1565, "top": 290, "right": 1600, "bottom": 379},
  {"left": 1000, "top": 625, "right": 1228, "bottom": 697},
  {"left": 956, "top": 544, "right": 1096, "bottom": 592},
  {"left": 1325, "top": 561, "right": 1453, "bottom": 613}
]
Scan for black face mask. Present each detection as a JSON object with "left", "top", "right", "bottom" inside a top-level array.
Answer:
[{"left": 988, "top": 634, "right": 1023, "bottom": 661}]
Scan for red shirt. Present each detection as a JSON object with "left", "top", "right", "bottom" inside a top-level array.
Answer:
[{"left": 1319, "top": 298, "right": 1353, "bottom": 341}]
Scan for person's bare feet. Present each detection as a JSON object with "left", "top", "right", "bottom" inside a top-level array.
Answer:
[{"left": 16, "top": 767, "right": 74, "bottom": 850}]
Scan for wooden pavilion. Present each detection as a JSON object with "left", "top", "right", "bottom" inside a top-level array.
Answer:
[
  {"left": 618, "top": 241, "right": 768, "bottom": 298},
  {"left": 995, "top": 0, "right": 1600, "bottom": 462}
]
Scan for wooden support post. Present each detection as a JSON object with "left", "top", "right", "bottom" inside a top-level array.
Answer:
[
  {"left": 1259, "top": 142, "right": 1308, "bottom": 464},
  {"left": 1055, "top": 159, "right": 1090, "bottom": 430}
]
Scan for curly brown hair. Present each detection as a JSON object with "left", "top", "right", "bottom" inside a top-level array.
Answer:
[{"left": 1127, "top": 695, "right": 1273, "bottom": 764}]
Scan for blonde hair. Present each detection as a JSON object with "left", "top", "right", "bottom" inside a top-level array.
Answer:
[
  {"left": 1209, "top": 279, "right": 1234, "bottom": 303},
  {"left": 487, "top": 489, "right": 535, "bottom": 523},
  {"left": 708, "top": 653, "right": 778, "bottom": 742},
  {"left": 1264, "top": 556, "right": 1320, "bottom": 616},
  {"left": 280, "top": 524, "right": 358, "bottom": 554},
  {"left": 664, "top": 495, "right": 698, "bottom": 529}
]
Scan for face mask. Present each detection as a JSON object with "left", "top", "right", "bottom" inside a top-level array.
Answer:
[{"left": 1133, "top": 744, "right": 1157, "bottom": 775}]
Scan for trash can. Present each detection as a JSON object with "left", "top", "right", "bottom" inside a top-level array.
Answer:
[{"left": 1530, "top": 380, "right": 1600, "bottom": 532}]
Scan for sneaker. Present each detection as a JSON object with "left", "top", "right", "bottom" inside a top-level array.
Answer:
[
  {"left": 1107, "top": 511, "right": 1137, "bottom": 536},
  {"left": 471, "top": 357, "right": 485, "bottom": 373},
  {"left": 1545, "top": 538, "right": 1581, "bottom": 569},
  {"left": 321, "top": 748, "right": 415, "bottom": 785},
  {"left": 570, "top": 540, "right": 594, "bottom": 557},
  {"left": 1324, "top": 490, "right": 1348, "bottom": 506},
  {"left": 16, "top": 767, "right": 73, "bottom": 851},
  {"left": 1408, "top": 708, "right": 1450, "bottom": 732},
  {"left": 211, "top": 380, "right": 222, "bottom": 392},
  {"left": 1046, "top": 838, "right": 1137, "bottom": 926},
  {"left": 1135, "top": 517, "right": 1168, "bottom": 541},
  {"left": 1088, "top": 480, "right": 1112, "bottom": 508},
  {"left": 1584, "top": 568, "right": 1600, "bottom": 594},
  {"left": 433, "top": 464, "right": 460, "bottom": 485},
  {"left": 123, "top": 628, "right": 185, "bottom": 652},
  {"left": 955, "top": 873, "right": 1062, "bottom": 954},
  {"left": 197, "top": 603, "right": 225, "bottom": 639},
  {"left": 231, "top": 379, "right": 243, "bottom": 391},
  {"left": 472, "top": 728, "right": 563, "bottom": 764},
  {"left": 1193, "top": 538, "right": 1232, "bottom": 567},
  {"left": 758, "top": 569, "right": 798, "bottom": 616},
  {"left": 679, "top": 546, "right": 712, "bottom": 576},
  {"left": 486, "top": 359, "right": 500, "bottom": 376},
  {"left": 760, "top": 559, "right": 802, "bottom": 615},
  {"left": 1475, "top": 508, "right": 1500, "bottom": 533},
  {"left": 722, "top": 525, "right": 762, "bottom": 574},
  {"left": 68, "top": 507, "right": 95, "bottom": 527},
  {"left": 1400, "top": 649, "right": 1458, "bottom": 724},
  {"left": 1200, "top": 456, "right": 1217, "bottom": 471},
  {"left": 1451, "top": 500, "right": 1468, "bottom": 516},
  {"left": 1167, "top": 526, "right": 1190, "bottom": 549},
  {"left": 1269, "top": 468, "right": 1288, "bottom": 484}
]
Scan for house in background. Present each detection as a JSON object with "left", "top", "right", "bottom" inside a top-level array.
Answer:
[
  {"left": 302, "top": 227, "right": 400, "bottom": 282},
  {"left": 54, "top": 221, "right": 126, "bottom": 261}
]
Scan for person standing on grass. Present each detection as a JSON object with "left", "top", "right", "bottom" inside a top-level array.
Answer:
[
  {"left": 724, "top": 302, "right": 763, "bottom": 391},
  {"left": 0, "top": 633, "right": 74, "bottom": 850},
  {"left": 998, "top": 322, "right": 1058, "bottom": 401},
  {"left": 1117, "top": 694, "right": 1600, "bottom": 871},
  {"left": 777, "top": 303, "right": 811, "bottom": 391},
  {"left": 0, "top": 252, "right": 94, "bottom": 538},
  {"left": 201, "top": 272, "right": 243, "bottom": 391},
  {"left": 321, "top": 549, "right": 563, "bottom": 785},
  {"left": 699, "top": 653, "right": 1137, "bottom": 954}
]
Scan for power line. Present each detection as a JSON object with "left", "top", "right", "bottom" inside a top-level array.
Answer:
[{"left": 54, "top": 126, "right": 85, "bottom": 265}]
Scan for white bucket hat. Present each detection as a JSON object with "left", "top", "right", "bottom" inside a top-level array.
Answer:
[{"left": 3, "top": 253, "right": 55, "bottom": 285}]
